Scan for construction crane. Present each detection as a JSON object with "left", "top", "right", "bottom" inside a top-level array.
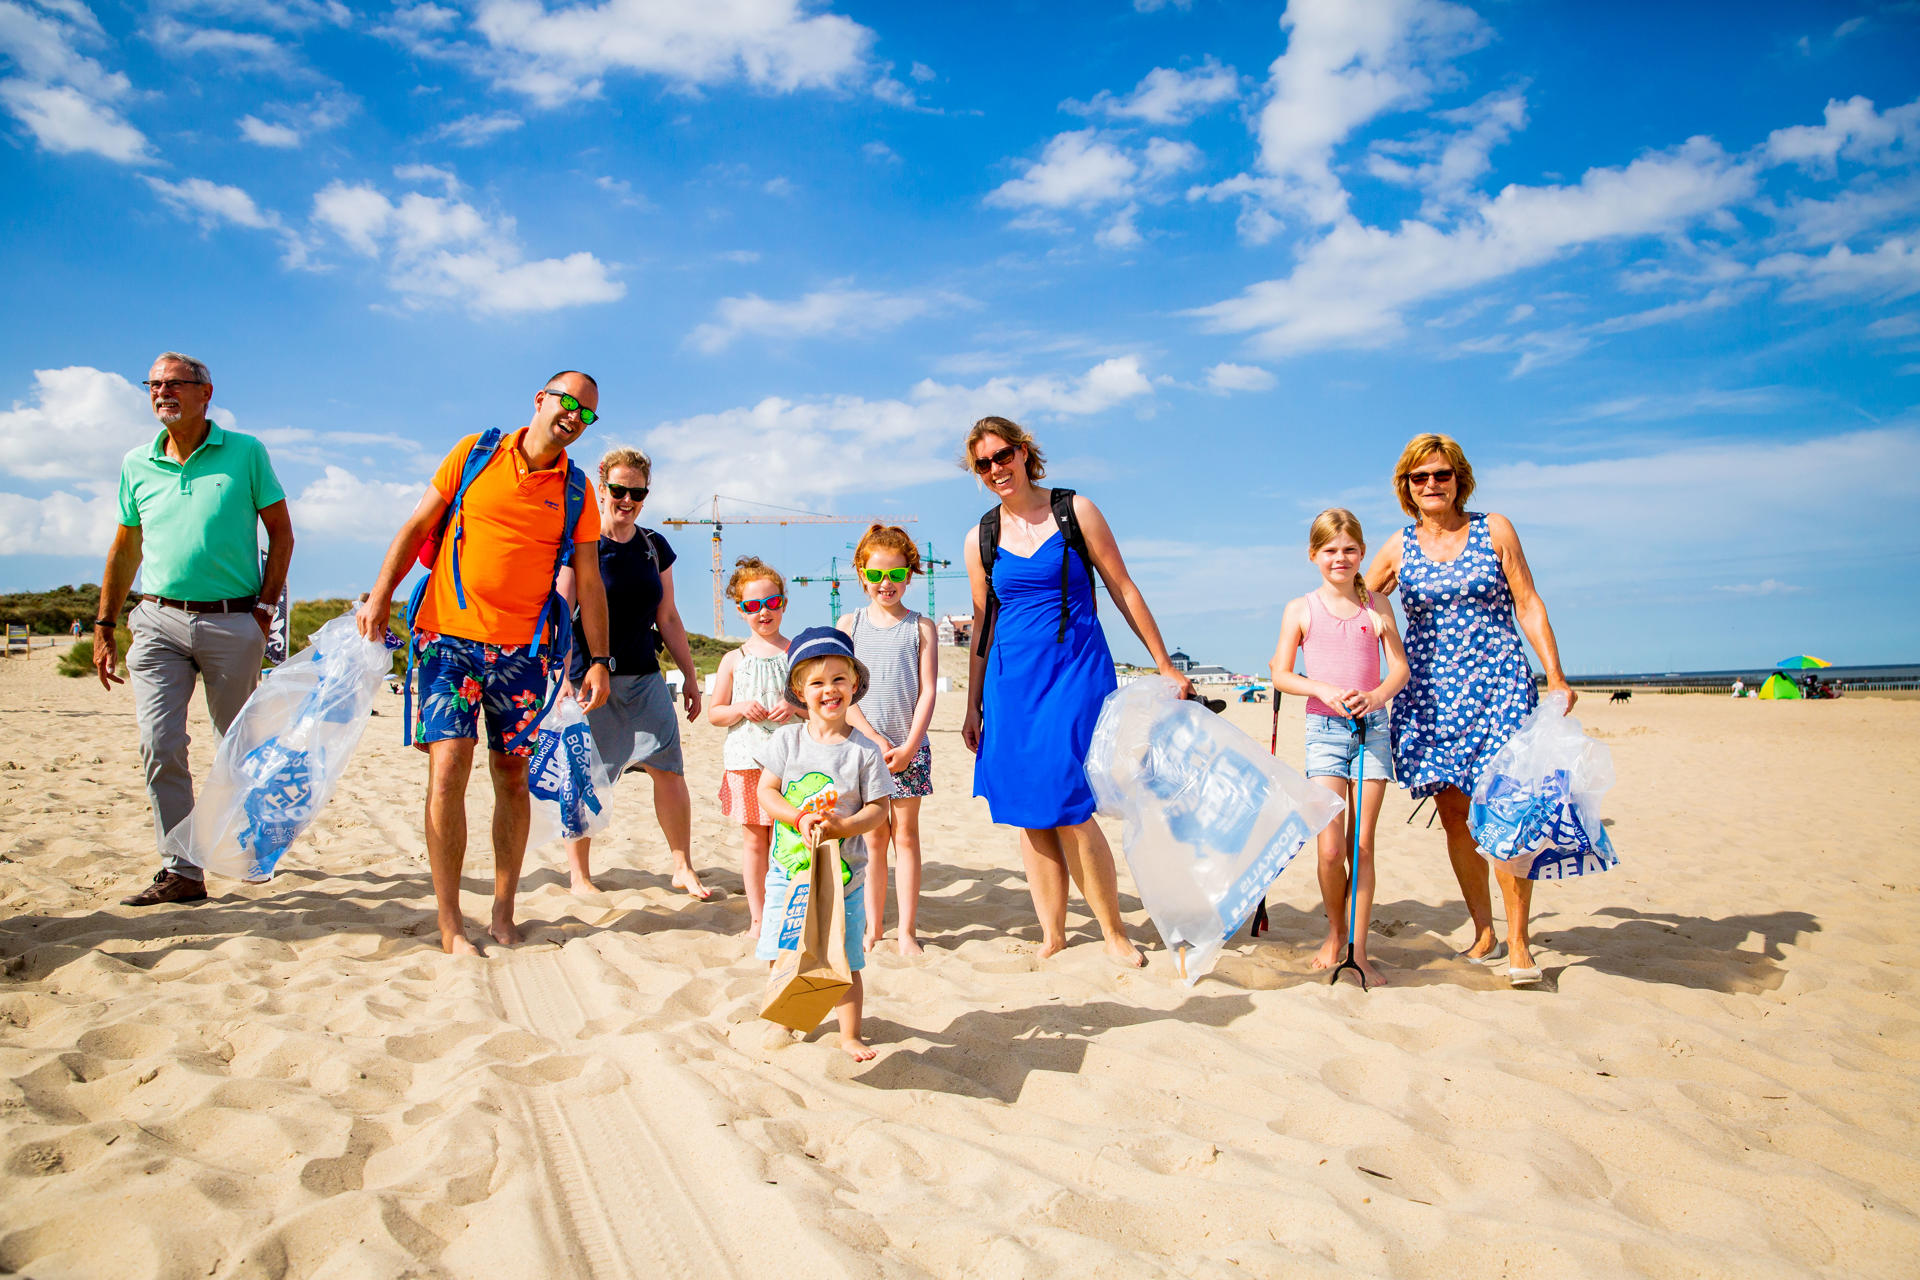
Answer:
[
  {"left": 659, "top": 496, "right": 916, "bottom": 637},
  {"left": 793, "top": 540, "right": 967, "bottom": 629}
]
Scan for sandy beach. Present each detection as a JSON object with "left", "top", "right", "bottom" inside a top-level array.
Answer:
[{"left": 2, "top": 642, "right": 1917, "bottom": 1278}]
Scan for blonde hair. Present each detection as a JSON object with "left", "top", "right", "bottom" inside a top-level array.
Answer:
[
  {"left": 790, "top": 653, "right": 851, "bottom": 693},
  {"left": 960, "top": 415, "right": 1046, "bottom": 483},
  {"left": 598, "top": 446, "right": 651, "bottom": 485},
  {"left": 853, "top": 523, "right": 921, "bottom": 574},
  {"left": 1308, "top": 508, "right": 1370, "bottom": 606},
  {"left": 1393, "top": 433, "right": 1475, "bottom": 520},
  {"left": 725, "top": 555, "right": 784, "bottom": 601}
]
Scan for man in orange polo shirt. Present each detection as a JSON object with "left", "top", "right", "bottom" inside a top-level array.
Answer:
[{"left": 360, "top": 371, "right": 612, "bottom": 955}]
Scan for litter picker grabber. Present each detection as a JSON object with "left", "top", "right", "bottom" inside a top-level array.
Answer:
[
  {"left": 1329, "top": 713, "right": 1370, "bottom": 991},
  {"left": 1248, "top": 687, "right": 1281, "bottom": 938}
]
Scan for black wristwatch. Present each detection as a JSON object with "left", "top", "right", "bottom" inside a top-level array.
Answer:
[
  {"left": 589, "top": 655, "right": 615, "bottom": 673},
  {"left": 94, "top": 619, "right": 114, "bottom": 630}
]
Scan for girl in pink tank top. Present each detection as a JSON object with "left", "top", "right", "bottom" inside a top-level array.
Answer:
[{"left": 1267, "top": 509, "right": 1410, "bottom": 986}]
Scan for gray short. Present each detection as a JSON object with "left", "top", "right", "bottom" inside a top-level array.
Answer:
[{"left": 587, "top": 671, "right": 684, "bottom": 776}]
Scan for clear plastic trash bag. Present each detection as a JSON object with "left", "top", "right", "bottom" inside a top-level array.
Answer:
[
  {"left": 168, "top": 613, "right": 398, "bottom": 881},
  {"left": 1085, "top": 676, "right": 1346, "bottom": 984},
  {"left": 1469, "top": 691, "right": 1619, "bottom": 880},
  {"left": 524, "top": 696, "right": 613, "bottom": 850}
]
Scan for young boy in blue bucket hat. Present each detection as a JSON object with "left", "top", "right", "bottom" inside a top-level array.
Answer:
[{"left": 755, "top": 626, "right": 895, "bottom": 1060}]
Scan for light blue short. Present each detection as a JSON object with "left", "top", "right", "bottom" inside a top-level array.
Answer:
[
  {"left": 754, "top": 864, "right": 867, "bottom": 971},
  {"left": 1305, "top": 709, "right": 1394, "bottom": 782}
]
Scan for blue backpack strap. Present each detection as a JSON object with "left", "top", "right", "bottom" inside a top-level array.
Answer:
[
  {"left": 503, "top": 461, "right": 589, "bottom": 754},
  {"left": 402, "top": 428, "right": 504, "bottom": 746}
]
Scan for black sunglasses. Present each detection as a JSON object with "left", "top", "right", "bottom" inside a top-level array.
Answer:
[
  {"left": 972, "top": 444, "right": 1019, "bottom": 475},
  {"left": 605, "top": 483, "right": 648, "bottom": 501}
]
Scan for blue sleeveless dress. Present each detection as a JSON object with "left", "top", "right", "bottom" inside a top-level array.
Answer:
[
  {"left": 975, "top": 529, "right": 1116, "bottom": 828},
  {"left": 1394, "top": 513, "right": 1538, "bottom": 799}
]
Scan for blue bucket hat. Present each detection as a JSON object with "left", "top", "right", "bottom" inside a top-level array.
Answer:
[{"left": 784, "top": 625, "right": 870, "bottom": 709}]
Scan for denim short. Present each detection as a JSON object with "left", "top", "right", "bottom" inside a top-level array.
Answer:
[
  {"left": 1304, "top": 709, "right": 1394, "bottom": 782},
  {"left": 755, "top": 864, "right": 867, "bottom": 972}
]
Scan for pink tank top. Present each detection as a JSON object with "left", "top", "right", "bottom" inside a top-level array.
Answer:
[{"left": 1302, "top": 590, "right": 1383, "bottom": 718}]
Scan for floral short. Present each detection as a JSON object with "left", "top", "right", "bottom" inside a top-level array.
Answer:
[
  {"left": 889, "top": 739, "right": 933, "bottom": 798},
  {"left": 413, "top": 631, "right": 551, "bottom": 757},
  {"left": 720, "top": 768, "right": 770, "bottom": 827}
]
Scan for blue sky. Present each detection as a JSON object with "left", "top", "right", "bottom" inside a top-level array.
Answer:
[{"left": 2, "top": 0, "right": 1917, "bottom": 675}]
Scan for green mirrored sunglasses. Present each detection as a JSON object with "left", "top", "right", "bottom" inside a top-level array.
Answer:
[
  {"left": 542, "top": 388, "right": 597, "bottom": 426},
  {"left": 861, "top": 566, "right": 910, "bottom": 583}
]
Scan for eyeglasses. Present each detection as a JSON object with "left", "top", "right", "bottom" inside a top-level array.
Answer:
[
  {"left": 861, "top": 567, "right": 910, "bottom": 583},
  {"left": 542, "top": 388, "right": 598, "bottom": 426},
  {"left": 605, "top": 483, "right": 647, "bottom": 501},
  {"left": 142, "top": 379, "right": 204, "bottom": 392},
  {"left": 736, "top": 595, "right": 786, "bottom": 614},
  {"left": 1407, "top": 468, "right": 1455, "bottom": 488},
  {"left": 971, "top": 444, "right": 1018, "bottom": 475}
]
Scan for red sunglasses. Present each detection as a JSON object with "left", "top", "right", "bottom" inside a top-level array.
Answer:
[{"left": 737, "top": 595, "right": 786, "bottom": 614}]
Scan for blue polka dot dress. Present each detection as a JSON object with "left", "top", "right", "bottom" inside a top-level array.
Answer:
[{"left": 1394, "top": 513, "right": 1538, "bottom": 799}]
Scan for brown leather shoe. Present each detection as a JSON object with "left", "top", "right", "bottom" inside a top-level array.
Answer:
[{"left": 120, "top": 870, "right": 209, "bottom": 906}]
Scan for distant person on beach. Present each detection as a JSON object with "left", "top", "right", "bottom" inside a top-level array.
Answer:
[
  {"left": 1366, "top": 434, "right": 1574, "bottom": 988},
  {"left": 69, "top": 619, "right": 83, "bottom": 638},
  {"left": 95, "top": 352, "right": 294, "bottom": 908},
  {"left": 357, "top": 372, "right": 611, "bottom": 955},
  {"left": 960, "top": 416, "right": 1192, "bottom": 968},
  {"left": 706, "top": 557, "right": 794, "bottom": 937},
  {"left": 552, "top": 447, "right": 708, "bottom": 900},
  {"left": 1268, "top": 509, "right": 1410, "bottom": 986},
  {"left": 838, "top": 524, "right": 939, "bottom": 956}
]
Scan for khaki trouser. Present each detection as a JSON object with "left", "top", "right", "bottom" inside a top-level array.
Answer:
[{"left": 126, "top": 601, "right": 266, "bottom": 878}]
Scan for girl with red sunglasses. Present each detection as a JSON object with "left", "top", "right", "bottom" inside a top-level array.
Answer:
[{"left": 706, "top": 556, "right": 794, "bottom": 936}]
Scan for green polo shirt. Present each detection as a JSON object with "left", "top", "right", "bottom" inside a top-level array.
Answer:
[{"left": 117, "top": 424, "right": 286, "bottom": 600}]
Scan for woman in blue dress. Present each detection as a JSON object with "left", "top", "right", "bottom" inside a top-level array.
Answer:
[
  {"left": 960, "top": 416, "right": 1193, "bottom": 968},
  {"left": 1366, "top": 434, "right": 1576, "bottom": 987}
]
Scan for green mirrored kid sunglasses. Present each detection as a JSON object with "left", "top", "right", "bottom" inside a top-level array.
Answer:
[{"left": 861, "top": 567, "right": 910, "bottom": 583}]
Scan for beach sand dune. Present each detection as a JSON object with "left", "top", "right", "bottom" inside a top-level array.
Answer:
[{"left": 3, "top": 644, "right": 1917, "bottom": 1278}]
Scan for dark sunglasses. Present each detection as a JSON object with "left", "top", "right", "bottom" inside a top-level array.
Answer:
[
  {"left": 542, "top": 388, "right": 597, "bottom": 426},
  {"left": 605, "top": 483, "right": 647, "bottom": 501},
  {"left": 1407, "top": 467, "right": 1455, "bottom": 487},
  {"left": 736, "top": 594, "right": 786, "bottom": 614},
  {"left": 972, "top": 444, "right": 1019, "bottom": 475}
]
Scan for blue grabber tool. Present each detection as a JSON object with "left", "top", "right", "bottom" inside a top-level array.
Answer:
[
  {"left": 1248, "top": 686, "right": 1280, "bottom": 938},
  {"left": 1329, "top": 712, "right": 1370, "bottom": 991}
]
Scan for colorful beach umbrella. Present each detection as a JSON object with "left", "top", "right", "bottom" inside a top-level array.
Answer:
[{"left": 1775, "top": 655, "right": 1831, "bottom": 669}]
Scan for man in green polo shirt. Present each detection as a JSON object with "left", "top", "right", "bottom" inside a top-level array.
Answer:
[{"left": 94, "top": 351, "right": 296, "bottom": 906}]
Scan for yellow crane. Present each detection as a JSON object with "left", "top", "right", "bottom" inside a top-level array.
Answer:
[{"left": 660, "top": 496, "right": 917, "bottom": 637}]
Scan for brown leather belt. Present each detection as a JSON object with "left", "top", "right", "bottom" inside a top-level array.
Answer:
[{"left": 148, "top": 595, "right": 260, "bottom": 614}]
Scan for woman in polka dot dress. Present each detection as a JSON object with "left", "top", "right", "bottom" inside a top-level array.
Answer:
[{"left": 1367, "top": 433, "right": 1576, "bottom": 987}]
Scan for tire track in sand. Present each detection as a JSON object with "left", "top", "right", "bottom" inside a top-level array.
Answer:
[{"left": 492, "top": 942, "right": 849, "bottom": 1280}]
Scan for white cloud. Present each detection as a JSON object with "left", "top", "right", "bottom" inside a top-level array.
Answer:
[
  {"left": 988, "top": 129, "right": 1138, "bottom": 211},
  {"left": 1364, "top": 87, "right": 1525, "bottom": 212},
  {"left": 1191, "top": 138, "right": 1755, "bottom": 355},
  {"left": 1065, "top": 58, "right": 1238, "bottom": 126},
  {"left": 688, "top": 286, "right": 955, "bottom": 353},
  {"left": 1766, "top": 179, "right": 1920, "bottom": 248},
  {"left": 0, "top": 366, "right": 155, "bottom": 482},
  {"left": 0, "top": 0, "right": 153, "bottom": 163},
  {"left": 642, "top": 357, "right": 1156, "bottom": 513},
  {"left": 145, "top": 16, "right": 296, "bottom": 75},
  {"left": 310, "top": 178, "right": 624, "bottom": 314},
  {"left": 159, "top": 0, "right": 351, "bottom": 32},
  {"left": 1765, "top": 95, "right": 1920, "bottom": 173},
  {"left": 861, "top": 140, "right": 898, "bottom": 163},
  {"left": 1558, "top": 386, "right": 1796, "bottom": 424},
  {"left": 1590, "top": 286, "right": 1753, "bottom": 335},
  {"left": 290, "top": 466, "right": 426, "bottom": 539},
  {"left": 1758, "top": 238, "right": 1920, "bottom": 302},
  {"left": 1095, "top": 204, "right": 1143, "bottom": 249},
  {"left": 145, "top": 175, "right": 278, "bottom": 229},
  {"left": 469, "top": 0, "right": 876, "bottom": 106},
  {"left": 238, "top": 113, "right": 299, "bottom": 146},
  {"left": 0, "top": 79, "right": 149, "bottom": 162},
  {"left": 394, "top": 162, "right": 460, "bottom": 195},
  {"left": 1205, "top": 362, "right": 1276, "bottom": 393},
  {"left": 1711, "top": 579, "right": 1804, "bottom": 596},
  {"left": 1141, "top": 136, "right": 1200, "bottom": 177},
  {"left": 909, "top": 61, "right": 933, "bottom": 83},
  {"left": 0, "top": 486, "right": 118, "bottom": 555},
  {"left": 762, "top": 175, "right": 795, "bottom": 197},
  {"left": 434, "top": 110, "right": 521, "bottom": 146}
]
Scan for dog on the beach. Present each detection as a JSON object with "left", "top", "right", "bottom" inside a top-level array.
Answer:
[{"left": 1609, "top": 689, "right": 1632, "bottom": 704}]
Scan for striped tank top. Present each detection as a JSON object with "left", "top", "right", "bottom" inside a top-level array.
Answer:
[
  {"left": 1302, "top": 589, "right": 1383, "bottom": 718},
  {"left": 847, "top": 607, "right": 922, "bottom": 746}
]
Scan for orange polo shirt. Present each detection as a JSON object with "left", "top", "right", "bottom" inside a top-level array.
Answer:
[{"left": 411, "top": 429, "right": 600, "bottom": 646}]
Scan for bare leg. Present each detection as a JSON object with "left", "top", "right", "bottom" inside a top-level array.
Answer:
[
  {"left": 741, "top": 824, "right": 771, "bottom": 935},
  {"left": 1434, "top": 787, "right": 1497, "bottom": 957},
  {"left": 1056, "top": 819, "right": 1144, "bottom": 968},
  {"left": 1495, "top": 864, "right": 1535, "bottom": 971},
  {"left": 1020, "top": 828, "right": 1071, "bottom": 957},
  {"left": 890, "top": 797, "right": 924, "bottom": 955},
  {"left": 1351, "top": 779, "right": 1388, "bottom": 986},
  {"left": 488, "top": 751, "right": 531, "bottom": 946},
  {"left": 562, "top": 834, "right": 597, "bottom": 894},
  {"left": 864, "top": 801, "right": 891, "bottom": 952},
  {"left": 645, "top": 765, "right": 708, "bottom": 899},
  {"left": 835, "top": 972, "right": 873, "bottom": 1061},
  {"left": 424, "top": 739, "right": 481, "bottom": 955},
  {"left": 1310, "top": 775, "right": 1350, "bottom": 970}
]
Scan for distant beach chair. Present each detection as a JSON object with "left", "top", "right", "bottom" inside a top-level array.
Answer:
[{"left": 3, "top": 623, "right": 29, "bottom": 658}]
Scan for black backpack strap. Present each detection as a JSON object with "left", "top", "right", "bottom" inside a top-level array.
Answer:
[
  {"left": 1049, "top": 488, "right": 1094, "bottom": 642},
  {"left": 973, "top": 507, "right": 1001, "bottom": 658}
]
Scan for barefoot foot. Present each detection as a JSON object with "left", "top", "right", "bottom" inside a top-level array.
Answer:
[
  {"left": 1357, "top": 957, "right": 1388, "bottom": 986},
  {"left": 1038, "top": 935, "right": 1068, "bottom": 960},
  {"left": 488, "top": 914, "right": 524, "bottom": 947},
  {"left": 569, "top": 873, "right": 600, "bottom": 895},
  {"left": 440, "top": 928, "right": 482, "bottom": 956},
  {"left": 672, "top": 867, "right": 712, "bottom": 901},
  {"left": 1309, "top": 935, "right": 1344, "bottom": 971},
  {"left": 896, "top": 933, "right": 924, "bottom": 957},
  {"left": 1105, "top": 938, "right": 1147, "bottom": 969},
  {"left": 838, "top": 1034, "right": 877, "bottom": 1062}
]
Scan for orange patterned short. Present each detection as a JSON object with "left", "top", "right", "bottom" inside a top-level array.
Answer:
[{"left": 719, "top": 768, "right": 770, "bottom": 827}]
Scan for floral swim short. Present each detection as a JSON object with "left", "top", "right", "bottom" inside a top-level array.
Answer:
[
  {"left": 888, "top": 739, "right": 933, "bottom": 798},
  {"left": 413, "top": 631, "right": 551, "bottom": 757}
]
